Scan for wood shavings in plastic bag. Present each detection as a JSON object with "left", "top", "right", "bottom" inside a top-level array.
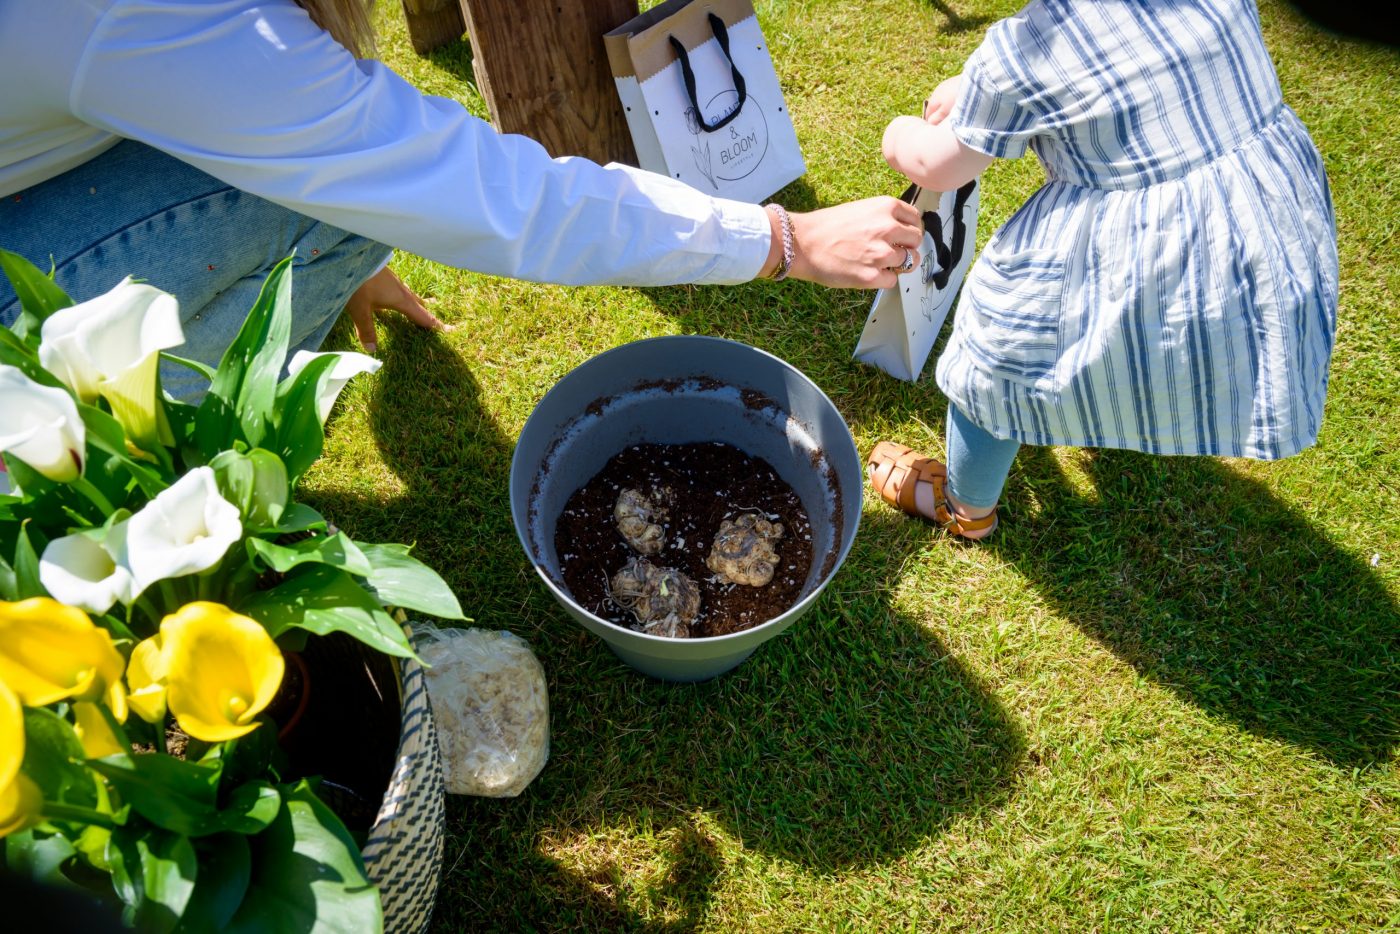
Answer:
[{"left": 414, "top": 624, "right": 549, "bottom": 797}]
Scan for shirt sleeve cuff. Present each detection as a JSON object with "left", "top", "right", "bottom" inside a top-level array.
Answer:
[
  {"left": 951, "top": 122, "right": 1030, "bottom": 160},
  {"left": 689, "top": 198, "right": 772, "bottom": 285}
]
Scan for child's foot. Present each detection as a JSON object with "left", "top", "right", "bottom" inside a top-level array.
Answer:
[{"left": 866, "top": 441, "right": 998, "bottom": 540}]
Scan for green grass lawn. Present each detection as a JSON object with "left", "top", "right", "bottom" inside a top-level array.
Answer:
[{"left": 306, "top": 1, "right": 1400, "bottom": 929}]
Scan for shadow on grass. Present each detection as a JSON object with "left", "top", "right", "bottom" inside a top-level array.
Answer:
[
  {"left": 421, "top": 35, "right": 480, "bottom": 95},
  {"left": 989, "top": 445, "right": 1399, "bottom": 769},
  {"left": 302, "top": 320, "right": 519, "bottom": 611},
  {"left": 309, "top": 324, "right": 1022, "bottom": 926},
  {"left": 435, "top": 510, "right": 1023, "bottom": 928},
  {"left": 921, "top": 0, "right": 994, "bottom": 33}
]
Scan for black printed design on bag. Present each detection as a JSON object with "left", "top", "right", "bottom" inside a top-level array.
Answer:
[
  {"left": 684, "top": 96, "right": 770, "bottom": 188},
  {"left": 915, "top": 179, "right": 977, "bottom": 322},
  {"left": 671, "top": 12, "right": 770, "bottom": 189}
]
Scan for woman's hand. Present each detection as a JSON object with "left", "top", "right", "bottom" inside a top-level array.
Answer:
[
  {"left": 781, "top": 197, "right": 925, "bottom": 290},
  {"left": 923, "top": 74, "right": 962, "bottom": 125},
  {"left": 344, "top": 266, "right": 448, "bottom": 353}
]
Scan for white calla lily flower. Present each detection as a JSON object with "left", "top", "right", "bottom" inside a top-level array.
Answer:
[
  {"left": 39, "top": 521, "right": 135, "bottom": 614},
  {"left": 0, "top": 365, "right": 86, "bottom": 482},
  {"left": 126, "top": 467, "right": 242, "bottom": 594},
  {"left": 38, "top": 277, "right": 183, "bottom": 445},
  {"left": 287, "top": 350, "right": 382, "bottom": 424}
]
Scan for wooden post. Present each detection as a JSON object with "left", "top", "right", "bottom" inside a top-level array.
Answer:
[
  {"left": 399, "top": 0, "right": 466, "bottom": 56},
  {"left": 459, "top": 0, "right": 640, "bottom": 166}
]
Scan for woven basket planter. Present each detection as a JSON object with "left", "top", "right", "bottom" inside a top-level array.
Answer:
[{"left": 361, "top": 625, "right": 446, "bottom": 934}]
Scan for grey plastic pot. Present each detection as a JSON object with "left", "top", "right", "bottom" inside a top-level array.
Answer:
[{"left": 509, "top": 335, "right": 862, "bottom": 682}]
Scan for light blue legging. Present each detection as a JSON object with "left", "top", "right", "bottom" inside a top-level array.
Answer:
[
  {"left": 946, "top": 403, "right": 1021, "bottom": 510},
  {"left": 0, "top": 141, "right": 391, "bottom": 402}
]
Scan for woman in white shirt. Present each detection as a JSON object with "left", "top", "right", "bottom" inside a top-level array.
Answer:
[{"left": 0, "top": 0, "right": 921, "bottom": 399}]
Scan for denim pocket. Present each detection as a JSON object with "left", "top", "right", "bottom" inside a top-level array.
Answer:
[{"left": 959, "top": 246, "right": 1066, "bottom": 385}]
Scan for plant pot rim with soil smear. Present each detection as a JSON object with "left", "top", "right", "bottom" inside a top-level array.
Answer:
[{"left": 510, "top": 335, "right": 862, "bottom": 682}]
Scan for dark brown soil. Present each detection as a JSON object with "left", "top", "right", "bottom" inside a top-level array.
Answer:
[
  {"left": 277, "top": 632, "right": 399, "bottom": 832},
  {"left": 255, "top": 530, "right": 400, "bottom": 832},
  {"left": 555, "top": 442, "right": 813, "bottom": 637}
]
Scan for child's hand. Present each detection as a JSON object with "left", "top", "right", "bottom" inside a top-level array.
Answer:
[{"left": 923, "top": 74, "right": 962, "bottom": 125}]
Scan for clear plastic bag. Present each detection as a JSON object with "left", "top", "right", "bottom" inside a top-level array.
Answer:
[{"left": 413, "top": 625, "right": 550, "bottom": 797}]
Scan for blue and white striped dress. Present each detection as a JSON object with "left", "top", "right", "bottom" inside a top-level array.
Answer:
[{"left": 936, "top": 0, "right": 1338, "bottom": 459}]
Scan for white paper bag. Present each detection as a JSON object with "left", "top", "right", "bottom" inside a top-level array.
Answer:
[
  {"left": 605, "top": 0, "right": 805, "bottom": 204},
  {"left": 854, "top": 180, "right": 979, "bottom": 381}
]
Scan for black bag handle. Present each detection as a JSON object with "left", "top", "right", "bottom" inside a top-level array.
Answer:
[
  {"left": 920, "top": 180, "right": 977, "bottom": 288},
  {"left": 668, "top": 12, "right": 747, "bottom": 133}
]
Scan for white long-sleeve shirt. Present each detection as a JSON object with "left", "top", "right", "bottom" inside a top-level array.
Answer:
[{"left": 0, "top": 0, "right": 770, "bottom": 285}]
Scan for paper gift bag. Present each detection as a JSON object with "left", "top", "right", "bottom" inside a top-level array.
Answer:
[
  {"left": 605, "top": 0, "right": 805, "bottom": 204},
  {"left": 853, "top": 179, "right": 980, "bottom": 381}
]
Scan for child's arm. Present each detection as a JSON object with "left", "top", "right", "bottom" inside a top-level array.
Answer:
[
  {"left": 882, "top": 115, "right": 994, "bottom": 192},
  {"left": 885, "top": 75, "right": 993, "bottom": 191}
]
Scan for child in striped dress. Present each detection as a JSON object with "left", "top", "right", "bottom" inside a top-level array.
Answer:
[{"left": 867, "top": 0, "right": 1338, "bottom": 539}]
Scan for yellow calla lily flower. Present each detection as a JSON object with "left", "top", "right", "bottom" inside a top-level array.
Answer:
[
  {"left": 161, "top": 603, "right": 284, "bottom": 743},
  {"left": 0, "top": 598, "right": 127, "bottom": 721},
  {"left": 125, "top": 634, "right": 169, "bottom": 725},
  {"left": 72, "top": 702, "right": 126, "bottom": 759},
  {"left": 0, "top": 773, "right": 42, "bottom": 838},
  {"left": 2, "top": 678, "right": 25, "bottom": 792},
  {"left": 1, "top": 679, "right": 41, "bottom": 839}
]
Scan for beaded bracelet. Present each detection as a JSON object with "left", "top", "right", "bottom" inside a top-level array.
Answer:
[{"left": 765, "top": 203, "right": 794, "bottom": 282}]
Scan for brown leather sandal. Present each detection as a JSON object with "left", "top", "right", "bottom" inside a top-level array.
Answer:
[{"left": 866, "top": 441, "right": 998, "bottom": 539}]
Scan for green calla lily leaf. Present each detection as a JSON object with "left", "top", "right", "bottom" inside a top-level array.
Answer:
[
  {"left": 227, "top": 780, "right": 382, "bottom": 934},
  {"left": 237, "top": 564, "right": 417, "bottom": 660},
  {"left": 269, "top": 502, "right": 330, "bottom": 535},
  {"left": 245, "top": 532, "right": 372, "bottom": 579},
  {"left": 0, "top": 248, "right": 73, "bottom": 342},
  {"left": 0, "top": 549, "right": 16, "bottom": 602},
  {"left": 358, "top": 542, "right": 466, "bottom": 621},
  {"left": 20, "top": 708, "right": 98, "bottom": 810},
  {"left": 199, "top": 255, "right": 293, "bottom": 451},
  {"left": 3, "top": 829, "right": 78, "bottom": 887},
  {"left": 13, "top": 520, "right": 45, "bottom": 600},
  {"left": 179, "top": 833, "right": 252, "bottom": 933},
  {"left": 220, "top": 781, "right": 283, "bottom": 835},
  {"left": 211, "top": 448, "right": 289, "bottom": 528},
  {"left": 269, "top": 351, "right": 338, "bottom": 484},
  {"left": 106, "top": 825, "right": 197, "bottom": 933},
  {"left": 88, "top": 752, "right": 223, "bottom": 837}
]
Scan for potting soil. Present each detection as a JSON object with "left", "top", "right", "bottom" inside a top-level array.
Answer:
[{"left": 555, "top": 442, "right": 813, "bottom": 637}]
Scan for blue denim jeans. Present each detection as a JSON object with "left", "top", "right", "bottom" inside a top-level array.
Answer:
[
  {"left": 946, "top": 403, "right": 1021, "bottom": 509},
  {"left": 0, "top": 141, "right": 391, "bottom": 401}
]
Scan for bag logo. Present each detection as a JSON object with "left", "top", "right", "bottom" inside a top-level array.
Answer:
[{"left": 684, "top": 91, "right": 770, "bottom": 190}]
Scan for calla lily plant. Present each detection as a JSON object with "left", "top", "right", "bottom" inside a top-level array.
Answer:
[{"left": 0, "top": 251, "right": 464, "bottom": 931}]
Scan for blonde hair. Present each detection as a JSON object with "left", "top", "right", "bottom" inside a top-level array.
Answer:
[{"left": 295, "top": 0, "right": 377, "bottom": 58}]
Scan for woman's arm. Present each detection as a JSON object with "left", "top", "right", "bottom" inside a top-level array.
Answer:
[
  {"left": 68, "top": 1, "right": 762, "bottom": 286},
  {"left": 66, "top": 0, "right": 918, "bottom": 290}
]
